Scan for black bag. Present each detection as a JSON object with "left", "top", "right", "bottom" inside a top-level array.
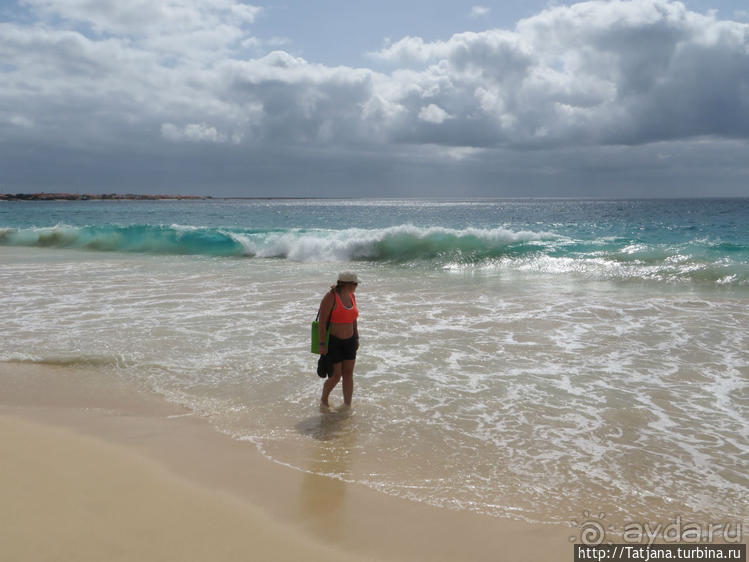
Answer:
[{"left": 317, "top": 354, "right": 334, "bottom": 378}]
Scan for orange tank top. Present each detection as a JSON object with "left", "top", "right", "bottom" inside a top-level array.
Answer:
[{"left": 330, "top": 292, "right": 358, "bottom": 324}]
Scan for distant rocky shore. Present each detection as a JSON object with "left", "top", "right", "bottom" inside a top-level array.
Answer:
[{"left": 0, "top": 193, "right": 211, "bottom": 201}]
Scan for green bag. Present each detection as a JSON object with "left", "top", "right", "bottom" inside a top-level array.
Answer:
[
  {"left": 310, "top": 292, "right": 333, "bottom": 353},
  {"left": 310, "top": 320, "right": 330, "bottom": 353}
]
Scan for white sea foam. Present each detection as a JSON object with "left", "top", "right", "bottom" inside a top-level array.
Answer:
[{"left": 228, "top": 225, "right": 560, "bottom": 262}]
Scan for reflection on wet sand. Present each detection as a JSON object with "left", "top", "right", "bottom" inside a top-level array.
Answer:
[{"left": 297, "top": 406, "right": 358, "bottom": 539}]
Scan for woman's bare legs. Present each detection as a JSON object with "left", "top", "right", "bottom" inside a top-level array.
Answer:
[
  {"left": 341, "top": 359, "right": 355, "bottom": 406},
  {"left": 321, "top": 360, "right": 355, "bottom": 407},
  {"left": 321, "top": 362, "right": 342, "bottom": 406}
]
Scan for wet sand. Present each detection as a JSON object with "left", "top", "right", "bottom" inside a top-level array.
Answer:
[{"left": 0, "top": 362, "right": 572, "bottom": 562}]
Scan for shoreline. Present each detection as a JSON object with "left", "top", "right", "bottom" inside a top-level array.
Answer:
[
  {"left": 0, "top": 361, "right": 572, "bottom": 562},
  {"left": 0, "top": 192, "right": 210, "bottom": 201}
]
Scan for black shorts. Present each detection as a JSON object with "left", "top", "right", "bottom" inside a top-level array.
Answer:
[{"left": 327, "top": 334, "right": 358, "bottom": 364}]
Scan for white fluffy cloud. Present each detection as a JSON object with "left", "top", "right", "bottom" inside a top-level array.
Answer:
[
  {"left": 19, "top": 0, "right": 262, "bottom": 62},
  {"left": 469, "top": 6, "right": 491, "bottom": 18},
  {"left": 373, "top": 0, "right": 749, "bottom": 147},
  {"left": 1, "top": 0, "right": 749, "bottom": 195},
  {"left": 418, "top": 104, "right": 452, "bottom": 124}
]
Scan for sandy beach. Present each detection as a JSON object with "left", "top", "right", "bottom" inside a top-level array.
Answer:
[
  {"left": 1, "top": 361, "right": 572, "bottom": 562},
  {"left": 0, "top": 414, "right": 363, "bottom": 562}
]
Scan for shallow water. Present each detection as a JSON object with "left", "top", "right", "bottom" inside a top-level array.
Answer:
[{"left": 1, "top": 198, "right": 747, "bottom": 527}]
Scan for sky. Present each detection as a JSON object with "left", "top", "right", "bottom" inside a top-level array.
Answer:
[{"left": 1, "top": 0, "right": 749, "bottom": 197}]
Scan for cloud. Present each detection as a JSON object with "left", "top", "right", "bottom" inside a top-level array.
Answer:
[
  {"left": 371, "top": 0, "right": 749, "bottom": 148},
  {"left": 20, "top": 0, "right": 262, "bottom": 35},
  {"left": 469, "top": 6, "right": 491, "bottom": 19},
  {"left": 161, "top": 122, "right": 241, "bottom": 144},
  {"left": 19, "top": 0, "right": 262, "bottom": 62},
  {"left": 1, "top": 0, "right": 749, "bottom": 195},
  {"left": 418, "top": 104, "right": 452, "bottom": 124}
]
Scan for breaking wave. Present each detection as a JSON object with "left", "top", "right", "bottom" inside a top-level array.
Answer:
[
  {"left": 0, "top": 223, "right": 554, "bottom": 260},
  {"left": 1, "top": 223, "right": 746, "bottom": 284}
]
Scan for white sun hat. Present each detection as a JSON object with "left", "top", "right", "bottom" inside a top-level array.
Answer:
[{"left": 337, "top": 271, "right": 360, "bottom": 283}]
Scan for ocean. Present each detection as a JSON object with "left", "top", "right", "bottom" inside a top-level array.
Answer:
[{"left": 1, "top": 198, "right": 747, "bottom": 528}]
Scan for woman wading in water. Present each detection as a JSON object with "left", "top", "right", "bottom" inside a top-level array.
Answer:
[{"left": 317, "top": 272, "right": 359, "bottom": 407}]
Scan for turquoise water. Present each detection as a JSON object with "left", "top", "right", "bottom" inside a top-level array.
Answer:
[
  {"left": 1, "top": 198, "right": 748, "bottom": 284},
  {"left": 1, "top": 198, "right": 747, "bottom": 527}
]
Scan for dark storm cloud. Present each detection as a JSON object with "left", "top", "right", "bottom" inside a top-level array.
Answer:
[{"left": 1, "top": 0, "right": 748, "bottom": 196}]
